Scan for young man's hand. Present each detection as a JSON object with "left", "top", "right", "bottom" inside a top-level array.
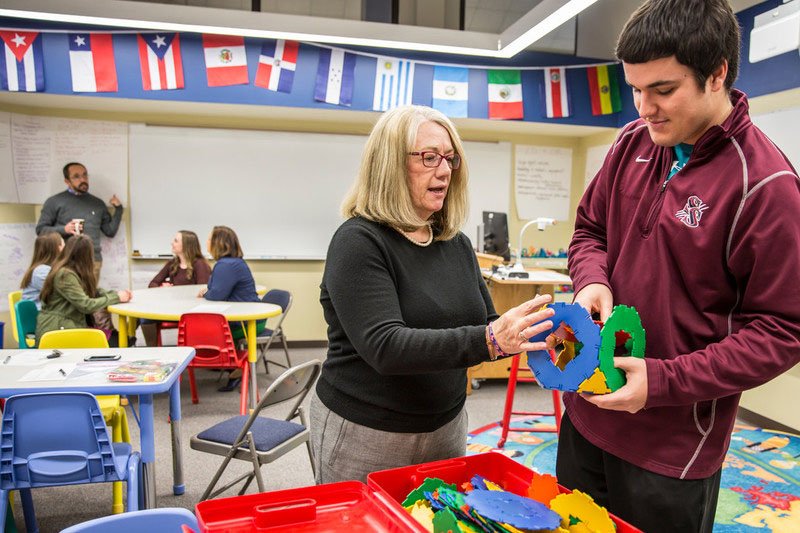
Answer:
[
  {"left": 573, "top": 283, "right": 613, "bottom": 322},
  {"left": 582, "top": 357, "right": 648, "bottom": 413}
]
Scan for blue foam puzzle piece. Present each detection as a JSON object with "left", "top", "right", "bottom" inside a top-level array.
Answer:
[{"left": 464, "top": 489, "right": 561, "bottom": 530}]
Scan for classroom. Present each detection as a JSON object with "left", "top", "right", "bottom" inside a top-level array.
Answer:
[{"left": 1, "top": 0, "right": 799, "bottom": 531}]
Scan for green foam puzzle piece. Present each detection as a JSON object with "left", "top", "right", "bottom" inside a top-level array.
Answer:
[{"left": 599, "top": 304, "right": 646, "bottom": 391}]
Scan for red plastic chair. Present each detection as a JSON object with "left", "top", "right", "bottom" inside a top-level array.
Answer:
[
  {"left": 497, "top": 352, "right": 562, "bottom": 448},
  {"left": 177, "top": 313, "right": 250, "bottom": 415},
  {"left": 155, "top": 321, "right": 179, "bottom": 346}
]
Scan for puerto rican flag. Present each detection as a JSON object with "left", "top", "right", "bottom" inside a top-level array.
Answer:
[
  {"left": 202, "top": 34, "right": 248, "bottom": 87},
  {"left": 543, "top": 67, "right": 570, "bottom": 118},
  {"left": 314, "top": 48, "right": 356, "bottom": 106},
  {"left": 137, "top": 33, "right": 184, "bottom": 91},
  {"left": 0, "top": 31, "right": 43, "bottom": 92},
  {"left": 255, "top": 40, "right": 298, "bottom": 93},
  {"left": 68, "top": 33, "right": 118, "bottom": 92}
]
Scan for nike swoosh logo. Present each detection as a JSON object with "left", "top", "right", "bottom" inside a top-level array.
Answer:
[{"left": 636, "top": 156, "right": 651, "bottom": 163}]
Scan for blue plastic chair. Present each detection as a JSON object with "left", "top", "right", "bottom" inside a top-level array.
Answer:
[
  {"left": 14, "top": 300, "right": 38, "bottom": 349},
  {"left": 60, "top": 508, "right": 198, "bottom": 533},
  {"left": 0, "top": 392, "right": 141, "bottom": 532}
]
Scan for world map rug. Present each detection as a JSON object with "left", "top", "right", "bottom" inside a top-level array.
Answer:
[{"left": 466, "top": 415, "right": 800, "bottom": 532}]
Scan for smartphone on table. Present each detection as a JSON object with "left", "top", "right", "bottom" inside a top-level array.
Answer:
[{"left": 83, "top": 355, "right": 122, "bottom": 362}]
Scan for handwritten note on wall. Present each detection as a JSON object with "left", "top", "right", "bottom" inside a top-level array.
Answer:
[
  {"left": 0, "top": 113, "right": 15, "bottom": 203},
  {"left": 0, "top": 223, "right": 36, "bottom": 312},
  {"left": 514, "top": 145, "right": 573, "bottom": 221},
  {"left": 98, "top": 221, "right": 131, "bottom": 291}
]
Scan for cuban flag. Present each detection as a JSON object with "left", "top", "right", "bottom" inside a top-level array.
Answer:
[
  {"left": 372, "top": 57, "right": 415, "bottom": 111},
  {"left": 202, "top": 34, "right": 248, "bottom": 87},
  {"left": 68, "top": 33, "right": 118, "bottom": 92},
  {"left": 255, "top": 40, "right": 298, "bottom": 93},
  {"left": 432, "top": 66, "right": 468, "bottom": 118},
  {"left": 314, "top": 48, "right": 356, "bottom": 106},
  {"left": 542, "top": 67, "right": 570, "bottom": 118},
  {"left": 0, "top": 31, "right": 43, "bottom": 92},
  {"left": 137, "top": 33, "right": 184, "bottom": 91}
]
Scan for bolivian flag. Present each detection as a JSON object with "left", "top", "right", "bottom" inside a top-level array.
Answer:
[{"left": 587, "top": 64, "right": 621, "bottom": 115}]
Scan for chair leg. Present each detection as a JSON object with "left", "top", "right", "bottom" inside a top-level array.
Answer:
[
  {"left": 201, "top": 453, "right": 236, "bottom": 501},
  {"left": 247, "top": 435, "right": 265, "bottom": 493},
  {"left": 238, "top": 474, "right": 256, "bottom": 496},
  {"left": 111, "top": 410, "right": 125, "bottom": 515},
  {"left": 497, "top": 354, "right": 522, "bottom": 448},
  {"left": 19, "top": 489, "right": 36, "bottom": 533},
  {"left": 552, "top": 390, "right": 562, "bottom": 434},
  {"left": 0, "top": 490, "right": 9, "bottom": 533},
  {"left": 279, "top": 333, "right": 291, "bottom": 368},
  {"left": 127, "top": 453, "right": 140, "bottom": 512},
  {"left": 188, "top": 368, "right": 199, "bottom": 404},
  {"left": 239, "top": 362, "right": 250, "bottom": 416}
]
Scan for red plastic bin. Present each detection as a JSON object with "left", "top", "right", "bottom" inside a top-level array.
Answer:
[
  {"left": 367, "top": 453, "right": 642, "bottom": 533},
  {"left": 195, "top": 480, "right": 420, "bottom": 532}
]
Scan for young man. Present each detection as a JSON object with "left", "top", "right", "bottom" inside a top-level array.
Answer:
[{"left": 560, "top": 1, "right": 800, "bottom": 531}]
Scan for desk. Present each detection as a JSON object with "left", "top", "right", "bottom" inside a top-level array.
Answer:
[
  {"left": 469, "top": 269, "right": 572, "bottom": 389},
  {"left": 108, "top": 285, "right": 281, "bottom": 411},
  {"left": 0, "top": 346, "right": 195, "bottom": 508}
]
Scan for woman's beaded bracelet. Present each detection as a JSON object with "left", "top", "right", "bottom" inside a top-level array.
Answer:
[{"left": 485, "top": 321, "right": 508, "bottom": 361}]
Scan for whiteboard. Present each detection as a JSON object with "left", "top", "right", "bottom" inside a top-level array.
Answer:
[
  {"left": 0, "top": 113, "right": 15, "bottom": 203},
  {"left": 0, "top": 223, "right": 36, "bottom": 312},
  {"left": 129, "top": 123, "right": 511, "bottom": 259},
  {"left": 752, "top": 107, "right": 800, "bottom": 171}
]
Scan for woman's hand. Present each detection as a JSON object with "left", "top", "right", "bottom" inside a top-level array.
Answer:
[
  {"left": 160, "top": 282, "right": 173, "bottom": 288},
  {"left": 117, "top": 290, "right": 132, "bottom": 303},
  {"left": 197, "top": 287, "right": 208, "bottom": 298},
  {"left": 491, "top": 293, "right": 555, "bottom": 354}
]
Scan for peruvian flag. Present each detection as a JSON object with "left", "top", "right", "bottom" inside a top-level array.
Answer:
[
  {"left": 202, "top": 34, "right": 248, "bottom": 87},
  {"left": 68, "top": 33, "right": 117, "bottom": 92},
  {"left": 137, "top": 33, "right": 184, "bottom": 91},
  {"left": 543, "top": 67, "right": 570, "bottom": 118}
]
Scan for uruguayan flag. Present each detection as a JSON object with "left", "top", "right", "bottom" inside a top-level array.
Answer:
[
  {"left": 432, "top": 66, "right": 468, "bottom": 118},
  {"left": 372, "top": 57, "right": 415, "bottom": 111},
  {"left": 314, "top": 48, "right": 356, "bottom": 106}
]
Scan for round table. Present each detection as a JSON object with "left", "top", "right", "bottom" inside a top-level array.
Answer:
[{"left": 108, "top": 285, "right": 281, "bottom": 411}]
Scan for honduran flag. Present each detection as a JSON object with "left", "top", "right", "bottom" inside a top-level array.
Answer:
[
  {"left": 372, "top": 57, "right": 415, "bottom": 111},
  {"left": 487, "top": 70, "right": 523, "bottom": 120},
  {"left": 137, "top": 33, "right": 184, "bottom": 91},
  {"left": 68, "top": 33, "right": 117, "bottom": 92},
  {"left": 202, "top": 34, "right": 248, "bottom": 87},
  {"left": 432, "top": 66, "right": 468, "bottom": 118},
  {"left": 587, "top": 64, "right": 622, "bottom": 115},
  {"left": 0, "top": 31, "right": 43, "bottom": 92},
  {"left": 314, "top": 48, "right": 356, "bottom": 106},
  {"left": 542, "top": 67, "right": 570, "bottom": 118},
  {"left": 255, "top": 39, "right": 299, "bottom": 93}
]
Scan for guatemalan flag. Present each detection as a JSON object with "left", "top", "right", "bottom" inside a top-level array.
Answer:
[
  {"left": 372, "top": 57, "right": 415, "bottom": 111},
  {"left": 137, "top": 33, "right": 184, "bottom": 91},
  {"left": 68, "top": 33, "right": 118, "bottom": 92},
  {"left": 432, "top": 66, "right": 468, "bottom": 118},
  {"left": 0, "top": 31, "right": 43, "bottom": 92},
  {"left": 542, "top": 67, "right": 570, "bottom": 118},
  {"left": 314, "top": 48, "right": 356, "bottom": 106},
  {"left": 202, "top": 34, "right": 248, "bottom": 87},
  {"left": 255, "top": 40, "right": 298, "bottom": 93}
]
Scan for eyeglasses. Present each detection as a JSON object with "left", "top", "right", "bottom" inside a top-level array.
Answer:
[{"left": 408, "top": 151, "right": 461, "bottom": 170}]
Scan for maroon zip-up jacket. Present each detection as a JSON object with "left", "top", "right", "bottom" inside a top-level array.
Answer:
[{"left": 567, "top": 90, "right": 800, "bottom": 479}]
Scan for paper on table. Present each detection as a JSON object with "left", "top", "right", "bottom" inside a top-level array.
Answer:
[
  {"left": 3, "top": 350, "right": 57, "bottom": 366},
  {"left": 189, "top": 303, "right": 231, "bottom": 313},
  {"left": 19, "top": 363, "right": 78, "bottom": 382}
]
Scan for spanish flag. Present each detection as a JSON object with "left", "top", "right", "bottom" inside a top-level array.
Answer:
[{"left": 587, "top": 64, "right": 622, "bottom": 115}]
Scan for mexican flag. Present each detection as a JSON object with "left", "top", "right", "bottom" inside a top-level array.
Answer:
[
  {"left": 487, "top": 69, "right": 523, "bottom": 120},
  {"left": 587, "top": 64, "right": 622, "bottom": 115}
]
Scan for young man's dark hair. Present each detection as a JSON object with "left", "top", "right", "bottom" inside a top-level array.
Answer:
[
  {"left": 615, "top": 0, "right": 741, "bottom": 91},
  {"left": 62, "top": 161, "right": 84, "bottom": 180}
]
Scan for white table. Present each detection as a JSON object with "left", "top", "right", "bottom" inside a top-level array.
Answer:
[
  {"left": 0, "top": 346, "right": 195, "bottom": 509},
  {"left": 108, "top": 285, "right": 281, "bottom": 411}
]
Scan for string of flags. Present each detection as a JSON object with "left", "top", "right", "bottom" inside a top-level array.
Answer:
[{"left": 0, "top": 28, "right": 625, "bottom": 120}]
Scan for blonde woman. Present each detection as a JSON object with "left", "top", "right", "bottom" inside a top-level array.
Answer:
[{"left": 310, "top": 105, "right": 555, "bottom": 484}]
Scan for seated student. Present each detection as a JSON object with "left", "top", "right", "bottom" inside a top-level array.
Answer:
[
  {"left": 199, "top": 225, "right": 264, "bottom": 391},
  {"left": 20, "top": 232, "right": 65, "bottom": 310},
  {"left": 36, "top": 235, "right": 132, "bottom": 343},
  {"left": 141, "top": 230, "right": 212, "bottom": 346}
]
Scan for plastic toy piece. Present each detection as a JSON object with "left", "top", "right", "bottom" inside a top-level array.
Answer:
[
  {"left": 464, "top": 489, "right": 562, "bottom": 531},
  {"left": 528, "top": 303, "right": 601, "bottom": 391},
  {"left": 408, "top": 500, "right": 435, "bottom": 531},
  {"left": 549, "top": 489, "right": 616, "bottom": 533},
  {"left": 527, "top": 471, "right": 560, "bottom": 505},
  {"left": 577, "top": 368, "right": 612, "bottom": 394},
  {"left": 403, "top": 477, "right": 455, "bottom": 506},
  {"left": 598, "top": 305, "right": 646, "bottom": 391}
]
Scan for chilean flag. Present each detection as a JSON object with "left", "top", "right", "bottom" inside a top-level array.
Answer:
[
  {"left": 202, "top": 34, "right": 248, "bottom": 87},
  {"left": 68, "top": 33, "right": 117, "bottom": 92},
  {"left": 255, "top": 40, "right": 298, "bottom": 93},
  {"left": 137, "top": 33, "right": 184, "bottom": 91},
  {"left": 543, "top": 67, "right": 570, "bottom": 118},
  {"left": 0, "top": 31, "right": 44, "bottom": 92}
]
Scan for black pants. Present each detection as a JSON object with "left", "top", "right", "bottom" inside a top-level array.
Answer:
[{"left": 556, "top": 412, "right": 721, "bottom": 533}]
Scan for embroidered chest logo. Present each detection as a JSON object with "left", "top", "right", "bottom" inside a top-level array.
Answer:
[{"left": 675, "top": 195, "right": 709, "bottom": 228}]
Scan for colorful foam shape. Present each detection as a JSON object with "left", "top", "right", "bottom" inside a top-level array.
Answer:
[
  {"left": 598, "top": 304, "right": 646, "bottom": 391},
  {"left": 527, "top": 303, "right": 601, "bottom": 391},
  {"left": 550, "top": 489, "right": 616, "bottom": 533},
  {"left": 527, "top": 471, "right": 560, "bottom": 505},
  {"left": 464, "top": 489, "right": 562, "bottom": 531},
  {"left": 577, "top": 367, "right": 612, "bottom": 394},
  {"left": 403, "top": 477, "right": 456, "bottom": 506}
]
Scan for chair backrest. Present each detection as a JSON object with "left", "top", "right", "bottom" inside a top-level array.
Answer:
[
  {"left": 0, "top": 392, "right": 120, "bottom": 489},
  {"left": 261, "top": 289, "right": 291, "bottom": 314},
  {"left": 15, "top": 299, "right": 39, "bottom": 349},
  {"left": 177, "top": 313, "right": 242, "bottom": 366},
  {"left": 39, "top": 328, "right": 110, "bottom": 349},
  {"left": 8, "top": 290, "right": 22, "bottom": 343},
  {"left": 60, "top": 507, "right": 199, "bottom": 533},
  {"left": 256, "top": 359, "right": 322, "bottom": 418}
]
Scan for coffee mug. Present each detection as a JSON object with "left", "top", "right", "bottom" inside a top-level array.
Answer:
[{"left": 72, "top": 218, "right": 85, "bottom": 235}]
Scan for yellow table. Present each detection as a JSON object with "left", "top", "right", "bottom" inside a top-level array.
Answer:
[{"left": 107, "top": 285, "right": 281, "bottom": 410}]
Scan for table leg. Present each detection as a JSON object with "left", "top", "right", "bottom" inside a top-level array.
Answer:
[
  {"left": 118, "top": 314, "right": 129, "bottom": 348},
  {"left": 247, "top": 319, "right": 258, "bottom": 411},
  {"left": 138, "top": 394, "right": 157, "bottom": 508},
  {"left": 169, "top": 380, "right": 185, "bottom": 495}
]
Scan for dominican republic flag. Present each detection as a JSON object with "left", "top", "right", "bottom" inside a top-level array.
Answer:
[
  {"left": 202, "top": 34, "right": 248, "bottom": 87},
  {"left": 255, "top": 39, "right": 298, "bottom": 93},
  {"left": 372, "top": 57, "right": 415, "bottom": 111},
  {"left": 314, "top": 48, "right": 356, "bottom": 106},
  {"left": 487, "top": 70, "right": 523, "bottom": 120},
  {"left": 432, "top": 66, "right": 468, "bottom": 118},
  {"left": 543, "top": 67, "right": 570, "bottom": 118},
  {"left": 587, "top": 64, "right": 622, "bottom": 115},
  {"left": 68, "top": 33, "right": 117, "bottom": 92},
  {"left": 137, "top": 33, "right": 184, "bottom": 91},
  {"left": 0, "top": 31, "right": 43, "bottom": 92}
]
